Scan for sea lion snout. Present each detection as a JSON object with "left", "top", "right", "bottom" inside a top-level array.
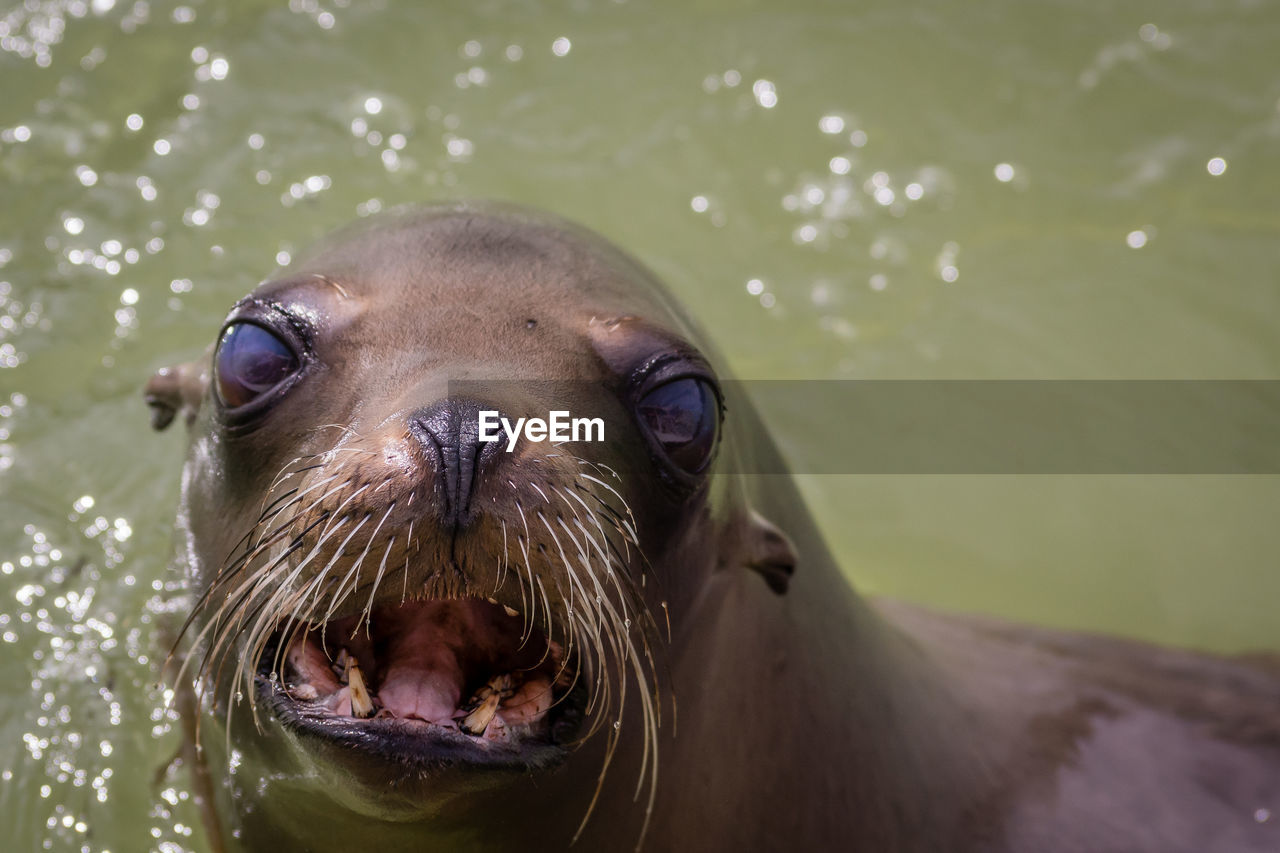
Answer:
[{"left": 408, "top": 398, "right": 511, "bottom": 525}]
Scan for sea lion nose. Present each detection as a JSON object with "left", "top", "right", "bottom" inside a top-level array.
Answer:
[{"left": 409, "top": 399, "right": 507, "bottom": 525}]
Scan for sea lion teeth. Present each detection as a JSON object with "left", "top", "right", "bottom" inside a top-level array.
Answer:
[
  {"left": 459, "top": 674, "right": 517, "bottom": 736},
  {"left": 488, "top": 673, "right": 516, "bottom": 700},
  {"left": 332, "top": 647, "right": 351, "bottom": 682},
  {"left": 463, "top": 673, "right": 516, "bottom": 705},
  {"left": 289, "top": 683, "right": 318, "bottom": 701},
  {"left": 345, "top": 656, "right": 375, "bottom": 719},
  {"left": 502, "top": 605, "right": 518, "bottom": 618},
  {"left": 460, "top": 693, "right": 500, "bottom": 736}
]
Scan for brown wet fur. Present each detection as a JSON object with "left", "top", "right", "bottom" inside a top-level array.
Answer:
[{"left": 151, "top": 202, "right": 1280, "bottom": 852}]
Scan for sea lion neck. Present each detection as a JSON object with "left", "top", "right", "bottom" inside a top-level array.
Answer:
[{"left": 642, "top": 508, "right": 999, "bottom": 850}]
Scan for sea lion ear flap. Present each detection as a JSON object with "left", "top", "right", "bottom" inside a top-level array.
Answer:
[
  {"left": 744, "top": 510, "right": 797, "bottom": 595},
  {"left": 144, "top": 361, "right": 207, "bottom": 431}
]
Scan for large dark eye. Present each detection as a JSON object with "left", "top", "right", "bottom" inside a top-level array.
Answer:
[
  {"left": 214, "top": 322, "right": 300, "bottom": 409},
  {"left": 636, "top": 377, "right": 719, "bottom": 474}
]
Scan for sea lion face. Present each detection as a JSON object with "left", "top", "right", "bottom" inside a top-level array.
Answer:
[{"left": 148, "top": 205, "right": 792, "bottom": 836}]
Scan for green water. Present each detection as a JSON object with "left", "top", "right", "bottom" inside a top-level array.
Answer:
[{"left": 1, "top": 1, "right": 1277, "bottom": 850}]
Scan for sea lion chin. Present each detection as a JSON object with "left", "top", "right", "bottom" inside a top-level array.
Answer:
[{"left": 148, "top": 202, "right": 1280, "bottom": 853}]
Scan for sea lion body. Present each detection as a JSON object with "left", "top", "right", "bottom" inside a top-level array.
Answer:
[{"left": 149, "top": 203, "right": 1280, "bottom": 852}]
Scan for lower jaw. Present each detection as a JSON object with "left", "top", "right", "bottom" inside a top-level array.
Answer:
[
  {"left": 258, "top": 670, "right": 583, "bottom": 775},
  {"left": 220, "top": 735, "right": 592, "bottom": 853}
]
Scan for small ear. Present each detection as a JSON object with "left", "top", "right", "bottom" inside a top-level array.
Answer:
[
  {"left": 144, "top": 361, "right": 207, "bottom": 431},
  {"left": 744, "top": 510, "right": 797, "bottom": 595}
]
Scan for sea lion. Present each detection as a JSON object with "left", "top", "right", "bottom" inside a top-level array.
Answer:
[{"left": 146, "top": 202, "right": 1280, "bottom": 852}]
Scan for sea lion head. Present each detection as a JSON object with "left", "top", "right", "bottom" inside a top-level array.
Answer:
[{"left": 146, "top": 202, "right": 797, "bottom": 844}]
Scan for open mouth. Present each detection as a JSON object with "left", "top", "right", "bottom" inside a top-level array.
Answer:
[{"left": 257, "top": 596, "right": 585, "bottom": 769}]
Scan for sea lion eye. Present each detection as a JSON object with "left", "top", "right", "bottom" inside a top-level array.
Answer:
[
  {"left": 214, "top": 322, "right": 300, "bottom": 409},
  {"left": 636, "top": 377, "right": 719, "bottom": 474}
]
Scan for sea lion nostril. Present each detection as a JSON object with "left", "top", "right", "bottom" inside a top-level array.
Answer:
[{"left": 409, "top": 398, "right": 508, "bottom": 522}]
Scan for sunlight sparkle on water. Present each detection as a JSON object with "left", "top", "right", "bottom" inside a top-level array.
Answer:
[
  {"left": 795, "top": 224, "right": 819, "bottom": 243},
  {"left": 1138, "top": 23, "right": 1172, "bottom": 49},
  {"left": 937, "top": 241, "right": 961, "bottom": 282},
  {"left": 446, "top": 138, "right": 474, "bottom": 160},
  {"left": 819, "top": 115, "right": 845, "bottom": 134},
  {"left": 753, "top": 79, "right": 778, "bottom": 109}
]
